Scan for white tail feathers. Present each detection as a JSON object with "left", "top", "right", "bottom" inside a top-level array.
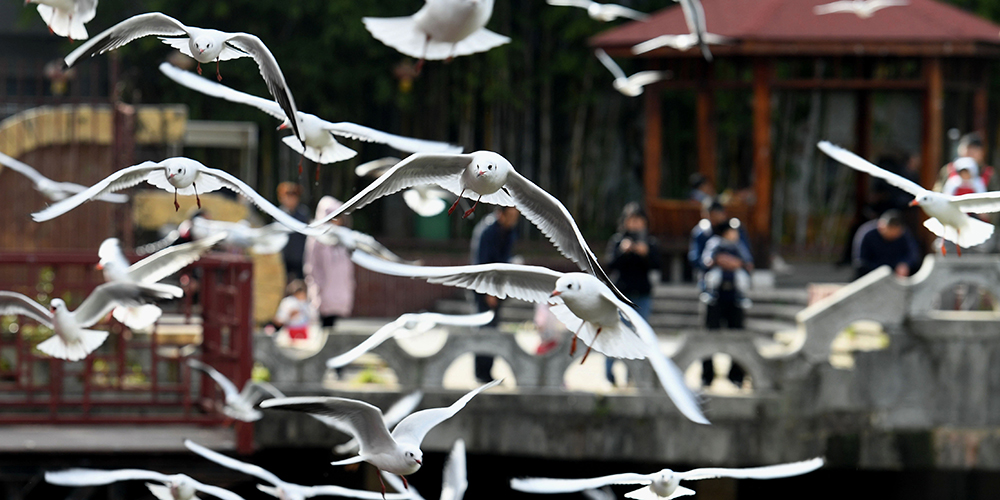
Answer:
[
  {"left": 281, "top": 135, "right": 356, "bottom": 164},
  {"left": 363, "top": 17, "right": 509, "bottom": 60},
  {"left": 36, "top": 5, "right": 89, "bottom": 40},
  {"left": 331, "top": 455, "right": 365, "bottom": 467},
  {"left": 113, "top": 304, "right": 163, "bottom": 331},
  {"left": 625, "top": 485, "right": 696, "bottom": 500},
  {"left": 447, "top": 28, "right": 510, "bottom": 58},
  {"left": 923, "top": 216, "right": 995, "bottom": 248},
  {"left": 36, "top": 330, "right": 109, "bottom": 362}
]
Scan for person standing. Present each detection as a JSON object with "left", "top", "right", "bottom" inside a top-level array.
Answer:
[
  {"left": 852, "top": 209, "right": 921, "bottom": 280},
  {"left": 604, "top": 202, "right": 660, "bottom": 386},
  {"left": 303, "top": 196, "right": 356, "bottom": 330},
  {"left": 469, "top": 207, "right": 520, "bottom": 383},
  {"left": 277, "top": 182, "right": 311, "bottom": 281}
]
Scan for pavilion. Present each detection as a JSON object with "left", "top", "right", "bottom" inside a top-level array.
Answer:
[{"left": 592, "top": 0, "right": 1000, "bottom": 260}]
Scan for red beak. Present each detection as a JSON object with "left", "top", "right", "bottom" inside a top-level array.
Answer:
[
  {"left": 95, "top": 263, "right": 103, "bottom": 270},
  {"left": 415, "top": 459, "right": 422, "bottom": 465},
  {"left": 549, "top": 290, "right": 561, "bottom": 298},
  {"left": 277, "top": 123, "right": 289, "bottom": 131},
  {"left": 477, "top": 171, "right": 485, "bottom": 177},
  {"left": 909, "top": 200, "right": 919, "bottom": 207}
]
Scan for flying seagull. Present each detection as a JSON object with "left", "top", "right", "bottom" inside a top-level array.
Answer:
[
  {"left": 676, "top": 0, "right": 713, "bottom": 61},
  {"left": 97, "top": 234, "right": 223, "bottom": 330},
  {"left": 30, "top": 157, "right": 324, "bottom": 237},
  {"left": 26, "top": 0, "right": 97, "bottom": 40},
  {"left": 511, "top": 458, "right": 824, "bottom": 499},
  {"left": 631, "top": 33, "right": 730, "bottom": 56},
  {"left": 818, "top": 141, "right": 1000, "bottom": 255},
  {"left": 356, "top": 157, "right": 454, "bottom": 218},
  {"left": 45, "top": 468, "right": 244, "bottom": 500},
  {"left": 260, "top": 379, "right": 501, "bottom": 498},
  {"left": 0, "top": 282, "right": 181, "bottom": 361},
  {"left": 381, "top": 438, "right": 467, "bottom": 500},
  {"left": 309, "top": 150, "right": 634, "bottom": 307},
  {"left": 159, "top": 62, "right": 461, "bottom": 171},
  {"left": 187, "top": 358, "right": 283, "bottom": 422},
  {"left": 184, "top": 440, "right": 408, "bottom": 500},
  {"left": 814, "top": 0, "right": 908, "bottom": 18},
  {"left": 595, "top": 49, "right": 670, "bottom": 97},
  {"left": 546, "top": 0, "right": 649, "bottom": 22},
  {"left": 63, "top": 12, "right": 304, "bottom": 141},
  {"left": 363, "top": 0, "right": 510, "bottom": 72},
  {"left": 349, "top": 252, "right": 707, "bottom": 425},
  {"left": 0, "top": 152, "right": 128, "bottom": 204}
]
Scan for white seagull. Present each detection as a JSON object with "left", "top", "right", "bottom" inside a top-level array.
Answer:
[
  {"left": 677, "top": 0, "right": 713, "bottom": 61},
  {"left": 0, "top": 151, "right": 128, "bottom": 204},
  {"left": 510, "top": 458, "right": 825, "bottom": 499},
  {"left": 330, "top": 391, "right": 425, "bottom": 456},
  {"left": 310, "top": 222, "right": 420, "bottom": 265},
  {"left": 97, "top": 234, "right": 223, "bottom": 330},
  {"left": 363, "top": 0, "right": 511, "bottom": 71},
  {"left": 631, "top": 33, "right": 730, "bottom": 55},
  {"left": 45, "top": 468, "right": 244, "bottom": 500},
  {"left": 26, "top": 0, "right": 97, "bottom": 41},
  {"left": 187, "top": 216, "right": 291, "bottom": 255},
  {"left": 159, "top": 62, "right": 461, "bottom": 168},
  {"left": 183, "top": 440, "right": 408, "bottom": 500},
  {"left": 356, "top": 157, "right": 454, "bottom": 218},
  {"left": 187, "top": 358, "right": 283, "bottom": 422},
  {"left": 381, "top": 438, "right": 467, "bottom": 500},
  {"left": 546, "top": 0, "right": 649, "bottom": 22},
  {"left": 0, "top": 282, "right": 182, "bottom": 361},
  {"left": 327, "top": 311, "right": 494, "bottom": 369},
  {"left": 309, "top": 150, "right": 632, "bottom": 306},
  {"left": 348, "top": 252, "right": 707, "bottom": 425},
  {"left": 30, "top": 157, "right": 323, "bottom": 237},
  {"left": 63, "top": 12, "right": 304, "bottom": 141},
  {"left": 818, "top": 141, "right": 1000, "bottom": 255},
  {"left": 595, "top": 49, "right": 669, "bottom": 97},
  {"left": 259, "top": 379, "right": 502, "bottom": 497},
  {"left": 814, "top": 0, "right": 908, "bottom": 18}
]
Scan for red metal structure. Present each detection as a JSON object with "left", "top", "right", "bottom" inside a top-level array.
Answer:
[{"left": 0, "top": 252, "right": 254, "bottom": 453}]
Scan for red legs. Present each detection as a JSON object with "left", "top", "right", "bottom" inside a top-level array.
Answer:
[
  {"left": 377, "top": 470, "right": 386, "bottom": 500},
  {"left": 193, "top": 182, "right": 201, "bottom": 208},
  {"left": 173, "top": 189, "right": 180, "bottom": 211},
  {"left": 414, "top": 34, "right": 430, "bottom": 75},
  {"left": 580, "top": 327, "right": 602, "bottom": 364},
  {"left": 462, "top": 195, "right": 482, "bottom": 219},
  {"left": 941, "top": 239, "right": 947, "bottom": 256},
  {"left": 401, "top": 476, "right": 409, "bottom": 489},
  {"left": 569, "top": 323, "right": 585, "bottom": 356},
  {"left": 447, "top": 189, "right": 467, "bottom": 215},
  {"left": 197, "top": 63, "right": 202, "bottom": 75},
  {"left": 216, "top": 59, "right": 223, "bottom": 81}
]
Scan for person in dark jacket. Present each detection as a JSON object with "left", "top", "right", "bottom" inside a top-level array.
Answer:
[
  {"left": 852, "top": 209, "right": 921, "bottom": 280},
  {"left": 470, "top": 207, "right": 520, "bottom": 383},
  {"left": 278, "top": 182, "right": 311, "bottom": 281},
  {"left": 604, "top": 202, "right": 660, "bottom": 385}
]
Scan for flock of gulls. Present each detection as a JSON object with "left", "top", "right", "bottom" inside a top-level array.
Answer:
[{"left": 9, "top": 0, "right": 981, "bottom": 498}]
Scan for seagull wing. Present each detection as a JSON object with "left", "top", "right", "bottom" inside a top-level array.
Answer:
[
  {"left": 504, "top": 171, "right": 635, "bottom": 306},
  {"left": 0, "top": 292, "right": 54, "bottom": 328},
  {"left": 185, "top": 439, "right": 285, "bottom": 488},
  {"left": 949, "top": 192, "right": 1000, "bottom": 214},
  {"left": 342, "top": 227, "right": 419, "bottom": 264},
  {"left": 381, "top": 390, "right": 424, "bottom": 429},
  {"left": 440, "top": 439, "right": 468, "bottom": 500},
  {"left": 582, "top": 487, "right": 617, "bottom": 500},
  {"left": 510, "top": 473, "right": 653, "bottom": 494},
  {"left": 65, "top": 12, "right": 189, "bottom": 68},
  {"left": 73, "top": 282, "right": 181, "bottom": 327},
  {"left": 310, "top": 153, "right": 473, "bottom": 227},
  {"left": 595, "top": 49, "right": 628, "bottom": 81},
  {"left": 191, "top": 480, "right": 247, "bottom": 500},
  {"left": 31, "top": 162, "right": 161, "bottom": 222},
  {"left": 817, "top": 141, "right": 927, "bottom": 196},
  {"left": 355, "top": 157, "right": 401, "bottom": 178},
  {"left": 627, "top": 71, "right": 669, "bottom": 89},
  {"left": 813, "top": 1, "right": 852, "bottom": 15},
  {"left": 259, "top": 397, "right": 398, "bottom": 455},
  {"left": 98, "top": 238, "right": 131, "bottom": 276},
  {"left": 546, "top": 0, "right": 595, "bottom": 8},
  {"left": 224, "top": 33, "right": 302, "bottom": 142},
  {"left": 322, "top": 122, "right": 462, "bottom": 154},
  {"left": 678, "top": 457, "right": 825, "bottom": 481},
  {"left": 128, "top": 232, "right": 225, "bottom": 284},
  {"left": 158, "top": 61, "right": 286, "bottom": 121},
  {"left": 0, "top": 151, "right": 48, "bottom": 186},
  {"left": 350, "top": 251, "right": 563, "bottom": 304},
  {"left": 198, "top": 167, "right": 322, "bottom": 236},
  {"left": 391, "top": 379, "right": 501, "bottom": 448},
  {"left": 187, "top": 358, "right": 242, "bottom": 401},
  {"left": 45, "top": 468, "right": 172, "bottom": 487},
  {"left": 326, "top": 317, "right": 407, "bottom": 369},
  {"left": 604, "top": 4, "right": 650, "bottom": 21}
]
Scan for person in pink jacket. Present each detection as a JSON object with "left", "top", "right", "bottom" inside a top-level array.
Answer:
[{"left": 304, "top": 196, "right": 356, "bottom": 329}]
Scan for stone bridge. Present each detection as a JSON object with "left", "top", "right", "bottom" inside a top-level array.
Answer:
[{"left": 254, "top": 256, "right": 1000, "bottom": 469}]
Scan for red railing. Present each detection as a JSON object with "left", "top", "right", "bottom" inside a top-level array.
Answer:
[{"left": 0, "top": 252, "right": 254, "bottom": 453}]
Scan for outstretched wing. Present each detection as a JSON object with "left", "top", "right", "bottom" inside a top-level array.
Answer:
[
  {"left": 326, "top": 317, "right": 408, "bottom": 369},
  {"left": 0, "top": 151, "right": 48, "bottom": 185},
  {"left": 355, "top": 157, "right": 401, "bottom": 178},
  {"left": 310, "top": 153, "right": 473, "bottom": 227},
  {"left": 604, "top": 4, "right": 650, "bottom": 21},
  {"left": 322, "top": 122, "right": 462, "bottom": 154},
  {"left": 259, "top": 397, "right": 398, "bottom": 455},
  {"left": 73, "top": 282, "right": 182, "bottom": 327},
  {"left": 546, "top": 0, "right": 595, "bottom": 8},
  {"left": 224, "top": 33, "right": 302, "bottom": 142},
  {"left": 440, "top": 439, "right": 468, "bottom": 500},
  {"left": 510, "top": 473, "right": 653, "bottom": 494},
  {"left": 679, "top": 457, "right": 825, "bottom": 481},
  {"left": 158, "top": 61, "right": 286, "bottom": 121},
  {"left": 187, "top": 358, "right": 241, "bottom": 401},
  {"left": 814, "top": 1, "right": 853, "bottom": 15},
  {"left": 381, "top": 390, "right": 425, "bottom": 429},
  {"left": 128, "top": 232, "right": 225, "bottom": 284},
  {"left": 949, "top": 192, "right": 1000, "bottom": 214},
  {"left": 0, "top": 291, "right": 54, "bottom": 328},
  {"left": 199, "top": 167, "right": 322, "bottom": 236},
  {"left": 45, "top": 468, "right": 171, "bottom": 487},
  {"left": 595, "top": 48, "right": 627, "bottom": 81},
  {"left": 818, "top": 141, "right": 927, "bottom": 196},
  {"left": 31, "top": 162, "right": 161, "bottom": 222},
  {"left": 64, "top": 12, "right": 188, "bottom": 68},
  {"left": 350, "top": 251, "right": 563, "bottom": 304},
  {"left": 185, "top": 440, "right": 285, "bottom": 489},
  {"left": 627, "top": 71, "right": 670, "bottom": 89},
  {"left": 391, "top": 379, "right": 501, "bottom": 447}
]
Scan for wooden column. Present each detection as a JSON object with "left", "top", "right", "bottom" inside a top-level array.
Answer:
[
  {"left": 973, "top": 80, "right": 989, "bottom": 152},
  {"left": 696, "top": 65, "right": 717, "bottom": 185},
  {"left": 644, "top": 85, "right": 662, "bottom": 207},
  {"left": 751, "top": 59, "right": 773, "bottom": 255},
  {"left": 854, "top": 90, "right": 872, "bottom": 217},
  {"left": 921, "top": 57, "right": 943, "bottom": 189}
]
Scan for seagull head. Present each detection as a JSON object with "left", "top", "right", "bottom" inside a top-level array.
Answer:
[
  {"left": 164, "top": 161, "right": 197, "bottom": 188},
  {"left": 403, "top": 447, "right": 423, "bottom": 470},
  {"left": 49, "top": 298, "right": 66, "bottom": 313},
  {"left": 469, "top": 151, "right": 512, "bottom": 184},
  {"left": 551, "top": 275, "right": 584, "bottom": 301},
  {"left": 649, "top": 470, "right": 680, "bottom": 497},
  {"left": 193, "top": 37, "right": 214, "bottom": 56}
]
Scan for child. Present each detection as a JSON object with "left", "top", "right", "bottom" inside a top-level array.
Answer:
[
  {"left": 700, "top": 219, "right": 753, "bottom": 310},
  {"left": 942, "top": 157, "right": 986, "bottom": 196},
  {"left": 273, "top": 280, "right": 314, "bottom": 342}
]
